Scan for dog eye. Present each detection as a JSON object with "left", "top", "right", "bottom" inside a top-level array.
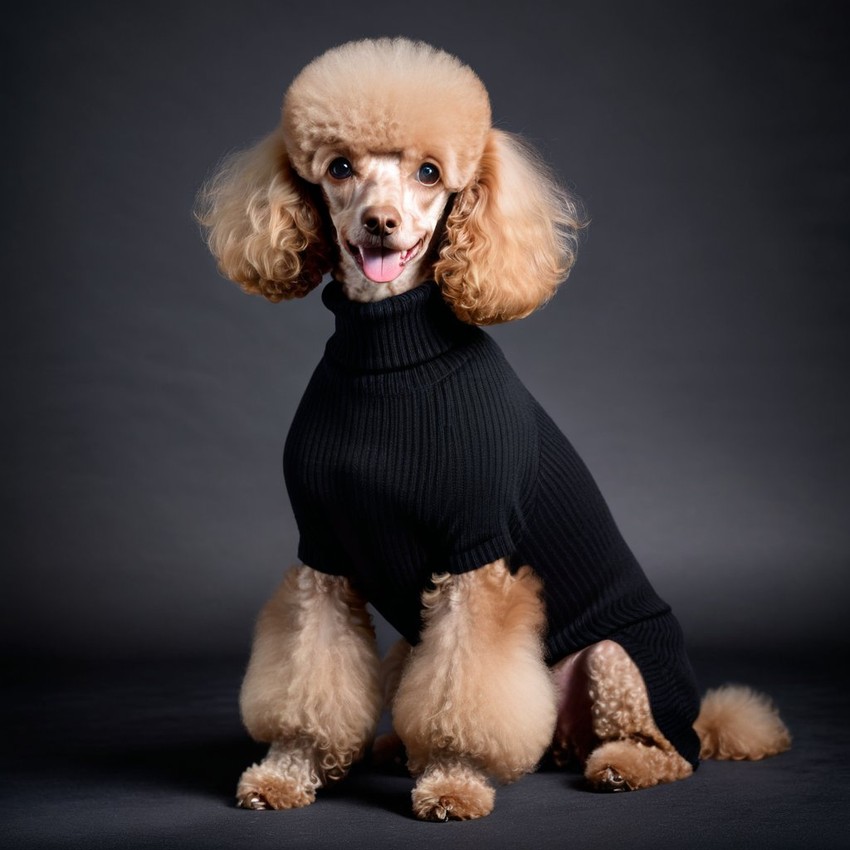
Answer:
[
  {"left": 417, "top": 163, "right": 440, "bottom": 185},
  {"left": 328, "top": 157, "right": 353, "bottom": 180}
]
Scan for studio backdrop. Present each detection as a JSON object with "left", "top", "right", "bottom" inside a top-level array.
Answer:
[{"left": 3, "top": 1, "right": 848, "bottom": 661}]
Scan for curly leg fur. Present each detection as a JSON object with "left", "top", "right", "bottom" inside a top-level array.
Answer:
[
  {"left": 582, "top": 641, "right": 693, "bottom": 791},
  {"left": 237, "top": 739, "right": 321, "bottom": 810},
  {"left": 412, "top": 760, "right": 496, "bottom": 822},
  {"left": 236, "top": 565, "right": 382, "bottom": 810},
  {"left": 393, "top": 561, "right": 557, "bottom": 820}
]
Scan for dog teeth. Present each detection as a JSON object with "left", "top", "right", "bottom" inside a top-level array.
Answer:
[{"left": 399, "top": 241, "right": 422, "bottom": 265}]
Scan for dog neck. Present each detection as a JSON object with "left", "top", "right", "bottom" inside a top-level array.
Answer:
[{"left": 321, "top": 280, "right": 477, "bottom": 374}]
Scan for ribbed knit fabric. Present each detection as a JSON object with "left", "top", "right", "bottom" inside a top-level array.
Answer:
[{"left": 284, "top": 280, "right": 701, "bottom": 767}]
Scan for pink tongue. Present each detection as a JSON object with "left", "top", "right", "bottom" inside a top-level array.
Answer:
[{"left": 359, "top": 246, "right": 404, "bottom": 283}]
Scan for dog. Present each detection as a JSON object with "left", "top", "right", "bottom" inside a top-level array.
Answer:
[{"left": 196, "top": 37, "right": 790, "bottom": 821}]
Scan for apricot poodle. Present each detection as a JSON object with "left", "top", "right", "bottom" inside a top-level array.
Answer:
[{"left": 196, "top": 37, "right": 790, "bottom": 821}]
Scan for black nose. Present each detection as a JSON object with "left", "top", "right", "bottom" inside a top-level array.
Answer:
[{"left": 362, "top": 205, "right": 401, "bottom": 236}]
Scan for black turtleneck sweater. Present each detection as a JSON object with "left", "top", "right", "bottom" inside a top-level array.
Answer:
[{"left": 283, "top": 280, "right": 701, "bottom": 767}]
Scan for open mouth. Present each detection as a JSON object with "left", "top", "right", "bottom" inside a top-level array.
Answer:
[{"left": 347, "top": 240, "right": 423, "bottom": 284}]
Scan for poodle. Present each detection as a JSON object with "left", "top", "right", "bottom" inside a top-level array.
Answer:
[{"left": 196, "top": 37, "right": 790, "bottom": 821}]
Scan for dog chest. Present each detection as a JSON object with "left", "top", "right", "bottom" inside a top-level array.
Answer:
[{"left": 282, "top": 342, "right": 539, "bottom": 582}]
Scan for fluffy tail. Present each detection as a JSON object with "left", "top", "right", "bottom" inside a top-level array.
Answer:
[{"left": 694, "top": 685, "right": 791, "bottom": 760}]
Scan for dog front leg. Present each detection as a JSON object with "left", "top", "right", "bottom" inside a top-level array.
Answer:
[
  {"left": 236, "top": 565, "right": 382, "bottom": 810},
  {"left": 392, "top": 560, "right": 557, "bottom": 821}
]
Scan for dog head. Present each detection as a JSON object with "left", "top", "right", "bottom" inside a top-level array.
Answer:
[{"left": 198, "top": 38, "right": 582, "bottom": 323}]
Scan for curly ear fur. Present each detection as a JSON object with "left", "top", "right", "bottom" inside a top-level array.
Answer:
[
  {"left": 434, "top": 129, "right": 584, "bottom": 325},
  {"left": 195, "top": 132, "right": 334, "bottom": 301}
]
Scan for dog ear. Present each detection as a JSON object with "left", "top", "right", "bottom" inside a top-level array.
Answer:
[
  {"left": 196, "top": 132, "right": 334, "bottom": 301},
  {"left": 434, "top": 129, "right": 583, "bottom": 325}
]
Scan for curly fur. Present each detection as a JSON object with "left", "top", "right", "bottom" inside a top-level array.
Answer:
[
  {"left": 695, "top": 685, "right": 792, "bottom": 760},
  {"left": 581, "top": 641, "right": 693, "bottom": 790},
  {"left": 237, "top": 740, "right": 322, "bottom": 810},
  {"left": 434, "top": 129, "right": 582, "bottom": 324},
  {"left": 282, "top": 38, "right": 491, "bottom": 191},
  {"left": 412, "top": 761, "right": 496, "bottom": 822},
  {"left": 196, "top": 133, "right": 335, "bottom": 301}
]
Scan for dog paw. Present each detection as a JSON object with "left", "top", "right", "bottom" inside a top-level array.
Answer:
[
  {"left": 236, "top": 763, "right": 318, "bottom": 811},
  {"left": 412, "top": 765, "right": 495, "bottom": 821},
  {"left": 584, "top": 741, "right": 645, "bottom": 792},
  {"left": 584, "top": 740, "right": 693, "bottom": 792},
  {"left": 413, "top": 789, "right": 495, "bottom": 822}
]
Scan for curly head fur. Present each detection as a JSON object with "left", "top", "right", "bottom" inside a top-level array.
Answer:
[{"left": 283, "top": 38, "right": 492, "bottom": 191}]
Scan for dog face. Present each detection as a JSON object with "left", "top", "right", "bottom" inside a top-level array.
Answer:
[{"left": 317, "top": 151, "right": 453, "bottom": 301}]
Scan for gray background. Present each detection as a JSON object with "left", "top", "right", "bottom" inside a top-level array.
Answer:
[{"left": 3, "top": 1, "right": 848, "bottom": 661}]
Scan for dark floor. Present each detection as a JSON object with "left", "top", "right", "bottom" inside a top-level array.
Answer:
[{"left": 3, "top": 649, "right": 849, "bottom": 850}]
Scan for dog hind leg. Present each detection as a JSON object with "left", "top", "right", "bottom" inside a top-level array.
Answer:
[
  {"left": 236, "top": 565, "right": 382, "bottom": 809},
  {"left": 582, "top": 640, "right": 693, "bottom": 791}
]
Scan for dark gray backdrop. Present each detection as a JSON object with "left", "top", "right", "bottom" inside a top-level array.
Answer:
[{"left": 3, "top": 1, "right": 848, "bottom": 661}]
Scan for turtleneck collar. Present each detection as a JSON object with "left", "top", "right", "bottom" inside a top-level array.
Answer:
[{"left": 321, "top": 280, "right": 478, "bottom": 374}]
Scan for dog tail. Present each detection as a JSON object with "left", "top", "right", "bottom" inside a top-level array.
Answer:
[{"left": 693, "top": 685, "right": 791, "bottom": 760}]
